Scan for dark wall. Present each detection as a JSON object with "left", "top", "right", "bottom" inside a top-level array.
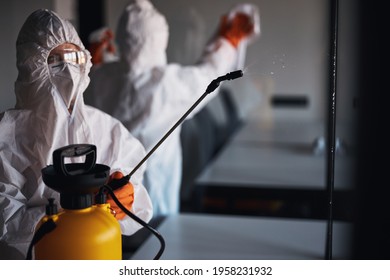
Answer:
[
  {"left": 352, "top": 0, "right": 390, "bottom": 259},
  {"left": 77, "top": 0, "right": 104, "bottom": 48}
]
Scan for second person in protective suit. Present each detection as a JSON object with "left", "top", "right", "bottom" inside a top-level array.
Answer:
[{"left": 85, "top": 0, "right": 260, "bottom": 216}]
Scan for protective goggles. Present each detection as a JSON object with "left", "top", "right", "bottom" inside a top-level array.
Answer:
[{"left": 48, "top": 50, "right": 87, "bottom": 66}]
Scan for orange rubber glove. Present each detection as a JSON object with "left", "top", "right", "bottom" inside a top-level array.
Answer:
[
  {"left": 218, "top": 12, "right": 254, "bottom": 48},
  {"left": 106, "top": 171, "right": 134, "bottom": 220},
  {"left": 88, "top": 29, "right": 116, "bottom": 65}
]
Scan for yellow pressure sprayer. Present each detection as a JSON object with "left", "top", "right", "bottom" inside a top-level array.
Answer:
[
  {"left": 27, "top": 70, "right": 243, "bottom": 260},
  {"left": 30, "top": 144, "right": 121, "bottom": 260}
]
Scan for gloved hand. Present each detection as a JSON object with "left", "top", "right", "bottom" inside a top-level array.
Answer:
[
  {"left": 106, "top": 171, "right": 134, "bottom": 220},
  {"left": 218, "top": 3, "right": 260, "bottom": 48},
  {"left": 88, "top": 28, "right": 116, "bottom": 65},
  {"left": 218, "top": 12, "right": 255, "bottom": 48}
]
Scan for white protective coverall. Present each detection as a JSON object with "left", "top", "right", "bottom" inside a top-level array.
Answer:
[
  {"left": 85, "top": 0, "right": 258, "bottom": 216},
  {"left": 0, "top": 9, "right": 152, "bottom": 259}
]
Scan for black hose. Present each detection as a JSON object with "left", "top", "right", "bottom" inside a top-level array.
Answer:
[
  {"left": 25, "top": 219, "right": 57, "bottom": 260},
  {"left": 101, "top": 185, "right": 165, "bottom": 260}
]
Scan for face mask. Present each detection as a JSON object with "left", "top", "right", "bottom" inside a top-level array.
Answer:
[{"left": 49, "top": 62, "right": 86, "bottom": 111}]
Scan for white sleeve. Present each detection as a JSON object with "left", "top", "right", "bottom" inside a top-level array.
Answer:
[{"left": 0, "top": 178, "right": 47, "bottom": 259}]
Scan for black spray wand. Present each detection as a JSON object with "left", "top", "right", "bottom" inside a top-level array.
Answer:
[{"left": 108, "top": 70, "right": 244, "bottom": 190}]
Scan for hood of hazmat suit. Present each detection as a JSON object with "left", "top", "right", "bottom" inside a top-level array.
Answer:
[
  {"left": 84, "top": 0, "right": 247, "bottom": 216},
  {"left": 0, "top": 9, "right": 152, "bottom": 259}
]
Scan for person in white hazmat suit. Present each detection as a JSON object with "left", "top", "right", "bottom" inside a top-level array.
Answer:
[
  {"left": 85, "top": 0, "right": 260, "bottom": 216},
  {"left": 0, "top": 9, "right": 153, "bottom": 259}
]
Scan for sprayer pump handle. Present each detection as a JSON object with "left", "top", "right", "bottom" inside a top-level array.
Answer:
[{"left": 52, "top": 144, "right": 97, "bottom": 176}]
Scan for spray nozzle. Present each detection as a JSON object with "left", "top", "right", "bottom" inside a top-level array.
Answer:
[
  {"left": 218, "top": 70, "right": 244, "bottom": 81},
  {"left": 206, "top": 70, "right": 243, "bottom": 93}
]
